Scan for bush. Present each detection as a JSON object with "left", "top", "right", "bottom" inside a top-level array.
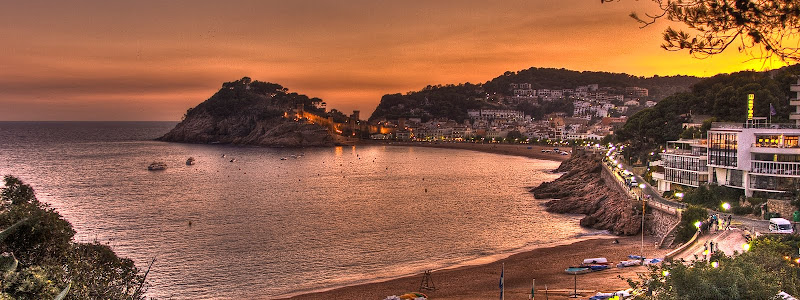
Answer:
[
  {"left": 731, "top": 206, "right": 754, "bottom": 215},
  {"left": 675, "top": 206, "right": 707, "bottom": 244},
  {"left": 0, "top": 176, "right": 147, "bottom": 299}
]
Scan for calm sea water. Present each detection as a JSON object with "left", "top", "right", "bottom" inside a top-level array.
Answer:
[{"left": 0, "top": 121, "right": 596, "bottom": 299}]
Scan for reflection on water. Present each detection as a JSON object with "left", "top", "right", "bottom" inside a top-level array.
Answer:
[{"left": 0, "top": 122, "right": 593, "bottom": 299}]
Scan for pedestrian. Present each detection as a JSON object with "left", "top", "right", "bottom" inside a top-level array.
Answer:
[{"left": 709, "top": 241, "right": 714, "bottom": 253}]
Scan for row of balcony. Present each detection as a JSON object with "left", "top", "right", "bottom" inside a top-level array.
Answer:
[{"left": 751, "top": 161, "right": 800, "bottom": 176}]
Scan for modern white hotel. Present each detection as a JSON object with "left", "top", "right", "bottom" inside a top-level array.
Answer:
[{"left": 654, "top": 78, "right": 800, "bottom": 197}]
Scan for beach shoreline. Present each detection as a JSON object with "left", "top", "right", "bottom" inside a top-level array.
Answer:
[
  {"left": 365, "top": 141, "right": 573, "bottom": 162},
  {"left": 282, "top": 235, "right": 666, "bottom": 300},
  {"left": 282, "top": 143, "right": 660, "bottom": 300}
]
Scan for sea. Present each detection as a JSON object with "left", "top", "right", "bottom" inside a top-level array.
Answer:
[{"left": 0, "top": 121, "right": 598, "bottom": 299}]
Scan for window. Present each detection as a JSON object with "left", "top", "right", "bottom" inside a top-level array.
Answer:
[{"left": 709, "top": 133, "right": 737, "bottom": 167}]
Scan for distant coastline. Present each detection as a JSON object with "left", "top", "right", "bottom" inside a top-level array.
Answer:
[{"left": 365, "top": 140, "right": 571, "bottom": 162}]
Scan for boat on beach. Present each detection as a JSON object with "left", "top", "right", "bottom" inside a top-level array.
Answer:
[
  {"left": 147, "top": 162, "right": 167, "bottom": 171},
  {"left": 565, "top": 266, "right": 591, "bottom": 274},
  {"left": 186, "top": 157, "right": 195, "bottom": 165}
]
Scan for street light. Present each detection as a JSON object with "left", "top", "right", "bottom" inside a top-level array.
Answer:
[
  {"left": 742, "top": 243, "right": 751, "bottom": 252},
  {"left": 675, "top": 192, "right": 684, "bottom": 198},
  {"left": 722, "top": 202, "right": 731, "bottom": 211},
  {"left": 694, "top": 221, "right": 702, "bottom": 229}
]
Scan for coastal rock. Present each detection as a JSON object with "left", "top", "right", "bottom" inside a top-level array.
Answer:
[
  {"left": 158, "top": 78, "right": 335, "bottom": 147},
  {"left": 531, "top": 152, "right": 641, "bottom": 235}
]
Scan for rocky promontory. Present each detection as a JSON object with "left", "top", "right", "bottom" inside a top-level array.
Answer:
[
  {"left": 158, "top": 78, "right": 335, "bottom": 147},
  {"left": 531, "top": 151, "right": 641, "bottom": 235}
]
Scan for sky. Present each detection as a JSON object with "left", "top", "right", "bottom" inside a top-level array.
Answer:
[{"left": 0, "top": 0, "right": 790, "bottom": 121}]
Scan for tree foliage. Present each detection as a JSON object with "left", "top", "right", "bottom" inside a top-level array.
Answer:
[
  {"left": 614, "top": 0, "right": 800, "bottom": 62},
  {"left": 369, "top": 68, "right": 701, "bottom": 122},
  {"left": 0, "top": 176, "right": 148, "bottom": 299},
  {"left": 614, "top": 65, "right": 800, "bottom": 161},
  {"left": 674, "top": 205, "right": 707, "bottom": 243},
  {"left": 630, "top": 235, "right": 800, "bottom": 299}
]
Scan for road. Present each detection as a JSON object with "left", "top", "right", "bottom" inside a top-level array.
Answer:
[{"left": 602, "top": 154, "right": 770, "bottom": 234}]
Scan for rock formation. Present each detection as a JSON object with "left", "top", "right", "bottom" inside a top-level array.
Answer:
[
  {"left": 158, "top": 78, "right": 335, "bottom": 147},
  {"left": 531, "top": 152, "right": 642, "bottom": 235}
]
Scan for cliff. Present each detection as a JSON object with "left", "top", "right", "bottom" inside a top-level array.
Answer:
[
  {"left": 531, "top": 152, "right": 641, "bottom": 235},
  {"left": 158, "top": 78, "right": 334, "bottom": 147}
]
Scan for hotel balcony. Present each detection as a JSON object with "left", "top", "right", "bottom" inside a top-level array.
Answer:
[
  {"left": 791, "top": 84, "right": 800, "bottom": 92},
  {"left": 652, "top": 172, "right": 664, "bottom": 180},
  {"left": 791, "top": 113, "right": 800, "bottom": 120},
  {"left": 751, "top": 161, "right": 800, "bottom": 177},
  {"left": 791, "top": 99, "right": 800, "bottom": 106},
  {"left": 649, "top": 160, "right": 662, "bottom": 167},
  {"left": 751, "top": 143, "right": 800, "bottom": 155}
]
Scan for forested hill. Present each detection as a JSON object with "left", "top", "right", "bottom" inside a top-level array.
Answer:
[
  {"left": 615, "top": 64, "right": 800, "bottom": 163},
  {"left": 158, "top": 77, "right": 342, "bottom": 147},
  {"left": 368, "top": 67, "right": 701, "bottom": 122},
  {"left": 482, "top": 68, "right": 701, "bottom": 100}
]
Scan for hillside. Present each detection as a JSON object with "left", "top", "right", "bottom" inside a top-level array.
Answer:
[
  {"left": 158, "top": 77, "right": 335, "bottom": 147},
  {"left": 369, "top": 67, "right": 701, "bottom": 122},
  {"left": 614, "top": 64, "right": 800, "bottom": 163}
]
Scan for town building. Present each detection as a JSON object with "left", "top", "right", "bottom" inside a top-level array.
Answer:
[
  {"left": 625, "top": 86, "right": 649, "bottom": 98},
  {"left": 790, "top": 78, "right": 800, "bottom": 125},
  {"left": 652, "top": 139, "right": 709, "bottom": 192},
  {"left": 706, "top": 119, "right": 800, "bottom": 196}
]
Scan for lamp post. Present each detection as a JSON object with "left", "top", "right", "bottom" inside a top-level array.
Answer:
[{"left": 639, "top": 183, "right": 647, "bottom": 258}]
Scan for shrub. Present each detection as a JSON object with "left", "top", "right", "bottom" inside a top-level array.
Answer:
[{"left": 674, "top": 206, "right": 707, "bottom": 244}]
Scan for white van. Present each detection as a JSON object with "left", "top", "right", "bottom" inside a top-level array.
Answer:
[{"left": 769, "top": 218, "right": 794, "bottom": 234}]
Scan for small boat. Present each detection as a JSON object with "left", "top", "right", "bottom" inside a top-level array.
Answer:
[
  {"left": 186, "top": 157, "right": 196, "bottom": 165},
  {"left": 616, "top": 260, "right": 642, "bottom": 268},
  {"left": 147, "top": 162, "right": 167, "bottom": 171},
  {"left": 582, "top": 257, "right": 609, "bottom": 265},
  {"left": 280, "top": 157, "right": 288, "bottom": 160},
  {"left": 585, "top": 264, "right": 610, "bottom": 271},
  {"left": 565, "top": 266, "right": 591, "bottom": 275},
  {"left": 398, "top": 292, "right": 427, "bottom": 299}
]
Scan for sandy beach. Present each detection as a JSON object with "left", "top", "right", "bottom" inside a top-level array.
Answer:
[
  {"left": 284, "top": 235, "right": 666, "bottom": 300},
  {"left": 371, "top": 141, "right": 574, "bottom": 162},
  {"left": 281, "top": 142, "right": 662, "bottom": 300}
]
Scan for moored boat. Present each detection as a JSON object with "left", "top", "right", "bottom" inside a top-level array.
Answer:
[
  {"left": 148, "top": 162, "right": 167, "bottom": 171},
  {"left": 186, "top": 157, "right": 196, "bottom": 165}
]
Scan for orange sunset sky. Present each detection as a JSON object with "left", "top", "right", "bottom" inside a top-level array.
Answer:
[{"left": 0, "top": 0, "right": 790, "bottom": 121}]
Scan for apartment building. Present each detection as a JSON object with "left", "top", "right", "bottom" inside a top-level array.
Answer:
[{"left": 652, "top": 139, "right": 709, "bottom": 192}]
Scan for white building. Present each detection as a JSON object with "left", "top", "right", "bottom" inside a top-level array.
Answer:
[
  {"left": 652, "top": 139, "right": 709, "bottom": 193},
  {"left": 467, "top": 109, "right": 525, "bottom": 120},
  {"left": 624, "top": 100, "right": 640, "bottom": 106},
  {"left": 707, "top": 119, "right": 800, "bottom": 196},
  {"left": 790, "top": 78, "right": 800, "bottom": 125}
]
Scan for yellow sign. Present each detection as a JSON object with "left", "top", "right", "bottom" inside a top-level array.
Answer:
[{"left": 747, "top": 94, "right": 754, "bottom": 119}]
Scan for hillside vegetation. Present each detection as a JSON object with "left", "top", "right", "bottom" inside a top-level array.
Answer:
[
  {"left": 0, "top": 176, "right": 147, "bottom": 299},
  {"left": 369, "top": 67, "right": 701, "bottom": 122},
  {"left": 615, "top": 64, "right": 800, "bottom": 163},
  {"left": 159, "top": 77, "right": 338, "bottom": 147}
]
